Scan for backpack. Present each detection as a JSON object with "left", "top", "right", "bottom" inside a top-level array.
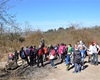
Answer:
[
  {"left": 49, "top": 49, "right": 56, "bottom": 59},
  {"left": 63, "top": 47, "right": 67, "bottom": 53},
  {"left": 95, "top": 45, "right": 100, "bottom": 52},
  {"left": 74, "top": 50, "right": 81, "bottom": 63},
  {"left": 9, "top": 54, "right": 14, "bottom": 60},
  {"left": 59, "top": 46, "right": 64, "bottom": 54},
  {"left": 38, "top": 48, "right": 43, "bottom": 56},
  {"left": 51, "top": 49, "right": 56, "bottom": 56},
  {"left": 11, "top": 54, "right": 14, "bottom": 59},
  {"left": 54, "top": 46, "right": 58, "bottom": 53},
  {"left": 30, "top": 49, "right": 34, "bottom": 57},
  {"left": 25, "top": 49, "right": 30, "bottom": 56},
  {"left": 43, "top": 47, "right": 48, "bottom": 54},
  {"left": 34, "top": 48, "right": 37, "bottom": 55},
  {"left": 20, "top": 50, "right": 25, "bottom": 59}
]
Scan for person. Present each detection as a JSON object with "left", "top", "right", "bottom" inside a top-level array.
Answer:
[
  {"left": 29, "top": 46, "right": 34, "bottom": 66},
  {"left": 43, "top": 46, "right": 49, "bottom": 61},
  {"left": 49, "top": 45, "right": 57, "bottom": 68},
  {"left": 33, "top": 46, "right": 37, "bottom": 64},
  {"left": 40, "top": 38, "right": 45, "bottom": 47},
  {"left": 25, "top": 46, "right": 30, "bottom": 57},
  {"left": 65, "top": 53, "right": 70, "bottom": 71},
  {"left": 37, "top": 45, "right": 44, "bottom": 67},
  {"left": 92, "top": 41, "right": 100, "bottom": 65},
  {"left": 78, "top": 41, "right": 87, "bottom": 50},
  {"left": 93, "top": 40, "right": 100, "bottom": 54},
  {"left": 14, "top": 50, "right": 19, "bottom": 64},
  {"left": 20, "top": 47, "right": 30, "bottom": 65},
  {"left": 54, "top": 44, "right": 59, "bottom": 59},
  {"left": 7, "top": 52, "right": 14, "bottom": 63},
  {"left": 78, "top": 40, "right": 87, "bottom": 57},
  {"left": 67, "top": 44, "right": 73, "bottom": 64},
  {"left": 58, "top": 43, "right": 65, "bottom": 63},
  {"left": 80, "top": 46, "right": 86, "bottom": 70},
  {"left": 87, "top": 43, "right": 94, "bottom": 63},
  {"left": 73, "top": 44, "right": 81, "bottom": 73}
]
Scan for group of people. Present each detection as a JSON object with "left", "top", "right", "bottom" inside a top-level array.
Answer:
[
  {"left": 66, "top": 40, "right": 100, "bottom": 73},
  {"left": 7, "top": 38, "right": 100, "bottom": 73}
]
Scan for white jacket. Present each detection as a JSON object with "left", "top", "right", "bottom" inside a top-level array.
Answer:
[{"left": 89, "top": 45, "right": 98, "bottom": 54}]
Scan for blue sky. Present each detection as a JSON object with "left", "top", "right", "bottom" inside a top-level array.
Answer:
[{"left": 8, "top": 0, "right": 100, "bottom": 31}]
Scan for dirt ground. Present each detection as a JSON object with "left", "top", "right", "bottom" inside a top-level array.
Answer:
[{"left": 0, "top": 56, "right": 100, "bottom": 80}]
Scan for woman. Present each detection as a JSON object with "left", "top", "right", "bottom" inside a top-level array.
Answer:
[
  {"left": 87, "top": 43, "right": 93, "bottom": 63},
  {"left": 49, "top": 45, "right": 57, "bottom": 68},
  {"left": 73, "top": 45, "right": 81, "bottom": 73}
]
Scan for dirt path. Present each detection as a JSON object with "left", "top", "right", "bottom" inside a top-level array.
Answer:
[
  {"left": 42, "top": 57, "right": 100, "bottom": 80},
  {"left": 0, "top": 56, "right": 100, "bottom": 80}
]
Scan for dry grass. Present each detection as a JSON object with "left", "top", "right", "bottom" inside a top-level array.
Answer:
[{"left": 0, "top": 26, "right": 100, "bottom": 61}]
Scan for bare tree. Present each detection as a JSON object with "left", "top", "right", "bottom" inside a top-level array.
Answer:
[
  {"left": 0, "top": 0, "right": 14, "bottom": 23},
  {"left": 0, "top": 0, "right": 21, "bottom": 33}
]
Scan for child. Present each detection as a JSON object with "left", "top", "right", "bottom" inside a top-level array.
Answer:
[{"left": 80, "top": 46, "right": 86, "bottom": 70}]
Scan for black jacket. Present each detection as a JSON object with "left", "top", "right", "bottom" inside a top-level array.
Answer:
[{"left": 73, "top": 50, "right": 81, "bottom": 63}]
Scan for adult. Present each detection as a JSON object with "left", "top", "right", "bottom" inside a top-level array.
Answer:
[
  {"left": 40, "top": 38, "right": 45, "bottom": 48},
  {"left": 33, "top": 46, "right": 37, "bottom": 64},
  {"left": 49, "top": 45, "right": 57, "bottom": 68},
  {"left": 20, "top": 47, "right": 30, "bottom": 65},
  {"left": 25, "top": 46, "right": 30, "bottom": 56},
  {"left": 78, "top": 40, "right": 87, "bottom": 57},
  {"left": 88, "top": 43, "right": 94, "bottom": 63},
  {"left": 67, "top": 44, "right": 73, "bottom": 64},
  {"left": 29, "top": 46, "right": 34, "bottom": 66},
  {"left": 92, "top": 41, "right": 100, "bottom": 65},
  {"left": 14, "top": 50, "right": 19, "bottom": 64},
  {"left": 58, "top": 43, "right": 65, "bottom": 63},
  {"left": 73, "top": 45, "right": 81, "bottom": 73},
  {"left": 37, "top": 45, "right": 44, "bottom": 67}
]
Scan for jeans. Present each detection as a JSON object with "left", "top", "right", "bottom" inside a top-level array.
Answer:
[
  {"left": 50, "top": 59, "right": 55, "bottom": 67},
  {"left": 81, "top": 58, "right": 84, "bottom": 69},
  {"left": 93, "top": 53, "right": 98, "bottom": 65},
  {"left": 88, "top": 54, "right": 93, "bottom": 63},
  {"left": 59, "top": 54, "right": 64, "bottom": 63},
  {"left": 74, "top": 63, "right": 81, "bottom": 72}
]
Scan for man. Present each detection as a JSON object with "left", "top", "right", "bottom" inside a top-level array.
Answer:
[
  {"left": 37, "top": 45, "right": 44, "bottom": 67},
  {"left": 40, "top": 38, "right": 45, "bottom": 47},
  {"left": 92, "top": 40, "right": 100, "bottom": 65},
  {"left": 20, "top": 47, "right": 30, "bottom": 65},
  {"left": 78, "top": 40, "right": 87, "bottom": 58}
]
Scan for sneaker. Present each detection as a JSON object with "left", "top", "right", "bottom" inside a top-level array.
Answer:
[
  {"left": 66, "top": 69, "right": 69, "bottom": 71},
  {"left": 78, "top": 71, "right": 81, "bottom": 73},
  {"left": 54, "top": 66, "right": 57, "bottom": 68},
  {"left": 73, "top": 71, "right": 77, "bottom": 73},
  {"left": 81, "top": 66, "right": 84, "bottom": 70},
  {"left": 95, "top": 64, "right": 98, "bottom": 66}
]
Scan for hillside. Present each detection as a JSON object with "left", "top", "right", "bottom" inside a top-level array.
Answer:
[{"left": 0, "top": 26, "right": 100, "bottom": 61}]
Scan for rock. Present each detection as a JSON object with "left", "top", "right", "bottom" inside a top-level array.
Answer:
[{"left": 5, "top": 61, "right": 18, "bottom": 70}]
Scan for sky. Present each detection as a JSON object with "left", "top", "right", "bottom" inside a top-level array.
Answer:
[{"left": 8, "top": 0, "right": 100, "bottom": 31}]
